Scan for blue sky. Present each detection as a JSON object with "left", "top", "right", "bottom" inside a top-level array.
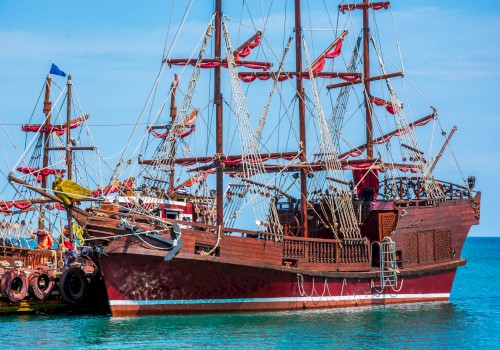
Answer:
[{"left": 0, "top": 0, "right": 498, "bottom": 237}]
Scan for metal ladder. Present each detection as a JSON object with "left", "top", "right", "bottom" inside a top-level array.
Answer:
[
  {"left": 371, "top": 236, "right": 399, "bottom": 290},
  {"left": 379, "top": 237, "right": 399, "bottom": 288}
]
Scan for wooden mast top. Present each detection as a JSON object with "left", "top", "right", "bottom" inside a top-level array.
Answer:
[
  {"left": 39, "top": 75, "right": 52, "bottom": 231},
  {"left": 65, "top": 75, "right": 75, "bottom": 242},
  {"left": 363, "top": 0, "right": 373, "bottom": 158},
  {"left": 215, "top": 0, "right": 224, "bottom": 228},
  {"left": 66, "top": 75, "right": 73, "bottom": 181},
  {"left": 168, "top": 76, "right": 179, "bottom": 197},
  {"left": 295, "top": 0, "right": 309, "bottom": 238}
]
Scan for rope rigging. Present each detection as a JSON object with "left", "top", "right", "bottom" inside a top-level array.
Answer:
[
  {"left": 222, "top": 19, "right": 282, "bottom": 234},
  {"left": 139, "top": 20, "right": 215, "bottom": 209},
  {"left": 303, "top": 36, "right": 360, "bottom": 239},
  {"left": 370, "top": 36, "right": 443, "bottom": 200}
]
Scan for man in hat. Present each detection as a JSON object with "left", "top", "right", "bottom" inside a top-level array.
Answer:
[{"left": 62, "top": 225, "right": 78, "bottom": 269}]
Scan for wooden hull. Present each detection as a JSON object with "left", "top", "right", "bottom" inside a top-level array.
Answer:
[
  {"left": 101, "top": 252, "right": 458, "bottom": 317},
  {"left": 80, "top": 195, "right": 479, "bottom": 317}
]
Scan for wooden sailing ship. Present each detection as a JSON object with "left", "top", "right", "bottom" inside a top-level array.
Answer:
[
  {"left": 1, "top": 68, "right": 107, "bottom": 313},
  {"left": 73, "top": 0, "right": 480, "bottom": 316}
]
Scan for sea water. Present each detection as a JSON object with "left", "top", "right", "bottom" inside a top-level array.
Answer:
[{"left": 1, "top": 237, "right": 499, "bottom": 349}]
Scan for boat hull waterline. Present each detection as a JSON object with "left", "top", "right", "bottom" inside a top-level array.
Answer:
[{"left": 101, "top": 253, "right": 458, "bottom": 316}]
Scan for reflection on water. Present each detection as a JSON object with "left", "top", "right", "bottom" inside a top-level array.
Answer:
[{"left": 0, "top": 303, "right": 485, "bottom": 350}]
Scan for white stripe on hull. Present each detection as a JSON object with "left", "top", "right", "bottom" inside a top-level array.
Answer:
[{"left": 109, "top": 293, "right": 450, "bottom": 306}]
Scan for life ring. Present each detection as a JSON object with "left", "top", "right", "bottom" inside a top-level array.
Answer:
[
  {"left": 0, "top": 269, "right": 29, "bottom": 302},
  {"left": 59, "top": 267, "right": 86, "bottom": 303},
  {"left": 29, "top": 266, "right": 55, "bottom": 300}
]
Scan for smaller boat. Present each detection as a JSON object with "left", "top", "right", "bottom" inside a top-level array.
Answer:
[{"left": 0, "top": 66, "right": 108, "bottom": 314}]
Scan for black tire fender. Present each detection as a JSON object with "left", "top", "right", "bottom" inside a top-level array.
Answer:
[{"left": 59, "top": 267, "right": 86, "bottom": 303}]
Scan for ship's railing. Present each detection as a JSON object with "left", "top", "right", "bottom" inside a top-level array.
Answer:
[
  {"left": 282, "top": 236, "right": 370, "bottom": 265},
  {"left": 86, "top": 210, "right": 373, "bottom": 269},
  {"left": 162, "top": 215, "right": 371, "bottom": 267},
  {"left": 155, "top": 216, "right": 372, "bottom": 267},
  {"left": 0, "top": 245, "right": 61, "bottom": 271},
  {"left": 338, "top": 238, "right": 371, "bottom": 264},
  {"left": 379, "top": 177, "right": 475, "bottom": 202}
]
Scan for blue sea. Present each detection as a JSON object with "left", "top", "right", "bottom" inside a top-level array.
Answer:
[{"left": 1, "top": 237, "right": 499, "bottom": 349}]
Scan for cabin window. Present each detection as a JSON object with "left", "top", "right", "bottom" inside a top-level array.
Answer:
[{"left": 165, "top": 210, "right": 179, "bottom": 220}]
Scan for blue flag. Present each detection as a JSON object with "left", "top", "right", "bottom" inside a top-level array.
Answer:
[{"left": 49, "top": 63, "right": 66, "bottom": 77}]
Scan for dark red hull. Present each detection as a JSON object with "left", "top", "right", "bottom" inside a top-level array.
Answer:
[
  {"left": 102, "top": 252, "right": 458, "bottom": 317},
  {"left": 78, "top": 194, "right": 479, "bottom": 317}
]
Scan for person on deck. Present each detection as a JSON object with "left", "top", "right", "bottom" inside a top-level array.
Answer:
[
  {"left": 62, "top": 226, "right": 78, "bottom": 269},
  {"left": 36, "top": 230, "right": 54, "bottom": 250}
]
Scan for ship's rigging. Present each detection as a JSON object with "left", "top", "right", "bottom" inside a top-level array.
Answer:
[
  {"left": 57, "top": 0, "right": 480, "bottom": 316},
  {"left": 96, "top": 0, "right": 472, "bottom": 242}
]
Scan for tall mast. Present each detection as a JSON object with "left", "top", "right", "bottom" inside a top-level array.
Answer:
[
  {"left": 39, "top": 75, "right": 52, "bottom": 231},
  {"left": 65, "top": 75, "right": 74, "bottom": 242},
  {"left": 66, "top": 75, "right": 73, "bottom": 180},
  {"left": 363, "top": 0, "right": 373, "bottom": 158},
  {"left": 215, "top": 0, "right": 224, "bottom": 228},
  {"left": 168, "top": 77, "right": 178, "bottom": 197},
  {"left": 294, "top": 0, "right": 308, "bottom": 238}
]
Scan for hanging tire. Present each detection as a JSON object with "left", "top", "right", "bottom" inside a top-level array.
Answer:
[
  {"left": 59, "top": 267, "right": 86, "bottom": 303},
  {"left": 0, "top": 272, "right": 7, "bottom": 298},
  {"left": 0, "top": 270, "right": 29, "bottom": 302},
  {"left": 29, "top": 267, "right": 55, "bottom": 300}
]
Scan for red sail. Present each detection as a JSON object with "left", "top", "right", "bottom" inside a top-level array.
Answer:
[
  {"left": 339, "top": 148, "right": 365, "bottom": 161},
  {"left": 221, "top": 154, "right": 298, "bottom": 166},
  {"left": 174, "top": 152, "right": 300, "bottom": 167},
  {"left": 167, "top": 58, "right": 271, "bottom": 71},
  {"left": 311, "top": 58, "right": 326, "bottom": 73},
  {"left": 92, "top": 178, "right": 134, "bottom": 197},
  {"left": 339, "top": 2, "right": 390, "bottom": 14},
  {"left": 339, "top": 113, "right": 437, "bottom": 160},
  {"left": 17, "top": 167, "right": 65, "bottom": 182},
  {"left": 371, "top": 96, "right": 401, "bottom": 114},
  {"left": 21, "top": 114, "right": 89, "bottom": 135},
  {"left": 311, "top": 38, "right": 345, "bottom": 73},
  {"left": 239, "top": 72, "right": 283, "bottom": 82},
  {"left": 21, "top": 117, "right": 86, "bottom": 136},
  {"left": 238, "top": 71, "right": 359, "bottom": 83},
  {"left": 326, "top": 38, "right": 344, "bottom": 58},
  {"left": 234, "top": 36, "right": 261, "bottom": 60},
  {"left": 149, "top": 109, "right": 198, "bottom": 139},
  {"left": 150, "top": 127, "right": 195, "bottom": 139},
  {"left": 0, "top": 201, "right": 33, "bottom": 212},
  {"left": 175, "top": 169, "right": 215, "bottom": 190}
]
